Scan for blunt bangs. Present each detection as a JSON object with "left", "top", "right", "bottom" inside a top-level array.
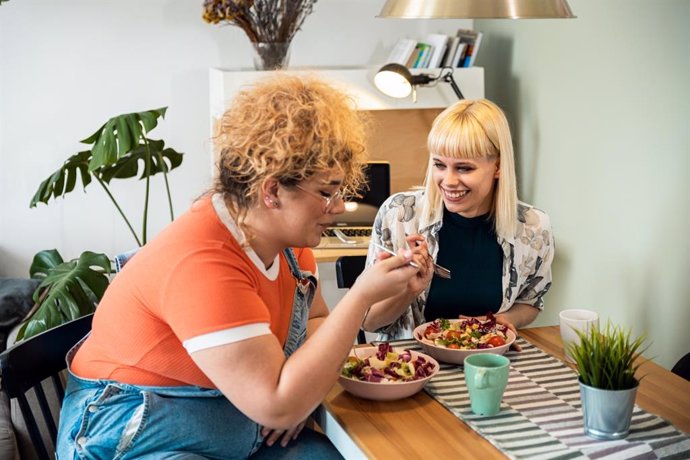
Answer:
[{"left": 427, "top": 110, "right": 499, "bottom": 161}]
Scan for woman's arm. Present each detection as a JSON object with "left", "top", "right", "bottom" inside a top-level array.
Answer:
[
  {"left": 190, "top": 253, "right": 418, "bottom": 430},
  {"left": 306, "top": 286, "right": 329, "bottom": 337},
  {"left": 496, "top": 303, "right": 540, "bottom": 331},
  {"left": 362, "top": 234, "right": 434, "bottom": 332}
]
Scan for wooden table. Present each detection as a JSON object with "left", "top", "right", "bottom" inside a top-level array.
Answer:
[
  {"left": 312, "top": 247, "right": 367, "bottom": 263},
  {"left": 315, "top": 326, "right": 690, "bottom": 459}
]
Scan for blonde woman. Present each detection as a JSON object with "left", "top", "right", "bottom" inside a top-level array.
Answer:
[
  {"left": 56, "top": 76, "right": 418, "bottom": 459},
  {"left": 363, "top": 99, "right": 554, "bottom": 341}
]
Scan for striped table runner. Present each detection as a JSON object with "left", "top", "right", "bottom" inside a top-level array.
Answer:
[{"left": 391, "top": 338, "right": 690, "bottom": 459}]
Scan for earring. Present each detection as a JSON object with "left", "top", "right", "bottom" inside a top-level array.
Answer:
[{"left": 265, "top": 197, "right": 280, "bottom": 209}]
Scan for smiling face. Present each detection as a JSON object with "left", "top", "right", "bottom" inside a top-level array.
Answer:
[{"left": 432, "top": 155, "right": 499, "bottom": 218}]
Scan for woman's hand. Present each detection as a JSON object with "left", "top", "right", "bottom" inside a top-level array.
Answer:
[
  {"left": 261, "top": 420, "right": 306, "bottom": 447},
  {"left": 405, "top": 234, "right": 434, "bottom": 296},
  {"left": 351, "top": 249, "right": 419, "bottom": 306}
]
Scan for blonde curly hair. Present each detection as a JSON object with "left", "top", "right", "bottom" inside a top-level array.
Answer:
[{"left": 213, "top": 74, "right": 369, "bottom": 239}]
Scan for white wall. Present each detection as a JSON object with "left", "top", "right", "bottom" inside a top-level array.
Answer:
[
  {"left": 476, "top": 0, "right": 690, "bottom": 369},
  {"left": 0, "top": 1, "right": 469, "bottom": 273}
]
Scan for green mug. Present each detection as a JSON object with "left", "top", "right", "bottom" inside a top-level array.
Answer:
[{"left": 464, "top": 354, "right": 510, "bottom": 416}]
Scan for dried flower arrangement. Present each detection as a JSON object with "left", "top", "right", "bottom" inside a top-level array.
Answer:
[{"left": 202, "top": 0, "right": 318, "bottom": 44}]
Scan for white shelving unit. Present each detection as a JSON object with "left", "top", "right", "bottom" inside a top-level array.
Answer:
[{"left": 209, "top": 66, "right": 484, "bottom": 120}]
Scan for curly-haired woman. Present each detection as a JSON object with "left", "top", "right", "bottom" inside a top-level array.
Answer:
[
  {"left": 56, "top": 75, "right": 419, "bottom": 459},
  {"left": 363, "top": 99, "right": 555, "bottom": 342}
]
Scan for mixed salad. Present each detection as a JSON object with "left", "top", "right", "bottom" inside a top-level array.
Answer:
[
  {"left": 420, "top": 314, "right": 510, "bottom": 350},
  {"left": 341, "top": 343, "right": 436, "bottom": 383}
]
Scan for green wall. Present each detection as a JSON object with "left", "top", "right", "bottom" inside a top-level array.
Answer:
[{"left": 476, "top": 0, "right": 690, "bottom": 369}]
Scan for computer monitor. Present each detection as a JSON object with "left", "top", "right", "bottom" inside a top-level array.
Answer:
[{"left": 331, "top": 161, "right": 391, "bottom": 227}]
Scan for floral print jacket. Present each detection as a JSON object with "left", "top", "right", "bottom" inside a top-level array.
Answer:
[{"left": 365, "top": 190, "right": 555, "bottom": 340}]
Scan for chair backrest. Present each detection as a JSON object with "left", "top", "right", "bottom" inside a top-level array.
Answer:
[
  {"left": 0, "top": 313, "right": 93, "bottom": 460},
  {"left": 672, "top": 352, "right": 690, "bottom": 381},
  {"left": 335, "top": 256, "right": 368, "bottom": 344}
]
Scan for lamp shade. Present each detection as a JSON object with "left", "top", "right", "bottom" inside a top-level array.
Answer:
[
  {"left": 378, "top": 0, "right": 576, "bottom": 19},
  {"left": 374, "top": 63, "right": 414, "bottom": 98}
]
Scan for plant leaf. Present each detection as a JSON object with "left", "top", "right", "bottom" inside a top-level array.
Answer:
[
  {"left": 97, "top": 140, "right": 184, "bottom": 183},
  {"left": 82, "top": 107, "right": 168, "bottom": 171},
  {"left": 17, "top": 250, "right": 112, "bottom": 341},
  {"left": 29, "top": 151, "right": 93, "bottom": 207}
]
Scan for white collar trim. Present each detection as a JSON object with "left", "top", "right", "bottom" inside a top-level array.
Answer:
[{"left": 211, "top": 193, "right": 280, "bottom": 281}]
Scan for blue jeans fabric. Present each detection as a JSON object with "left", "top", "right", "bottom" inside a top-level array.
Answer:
[{"left": 56, "top": 249, "right": 340, "bottom": 459}]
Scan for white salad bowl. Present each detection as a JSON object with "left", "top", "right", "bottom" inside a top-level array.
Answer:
[
  {"left": 338, "top": 346, "right": 439, "bottom": 401},
  {"left": 413, "top": 320, "right": 516, "bottom": 365}
]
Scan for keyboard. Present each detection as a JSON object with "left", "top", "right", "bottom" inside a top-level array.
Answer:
[{"left": 317, "top": 227, "right": 372, "bottom": 249}]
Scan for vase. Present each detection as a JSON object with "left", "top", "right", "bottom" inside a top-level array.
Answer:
[
  {"left": 251, "top": 42, "right": 291, "bottom": 71},
  {"left": 579, "top": 378, "right": 639, "bottom": 440}
]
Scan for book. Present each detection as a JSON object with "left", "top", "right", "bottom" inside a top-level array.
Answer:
[
  {"left": 456, "top": 28, "right": 480, "bottom": 68},
  {"left": 405, "top": 47, "right": 422, "bottom": 68},
  {"left": 423, "top": 34, "right": 450, "bottom": 69},
  {"left": 386, "top": 38, "right": 417, "bottom": 66},
  {"left": 466, "top": 32, "right": 483, "bottom": 67},
  {"left": 412, "top": 43, "right": 431, "bottom": 68},
  {"left": 452, "top": 42, "right": 468, "bottom": 68},
  {"left": 442, "top": 37, "right": 460, "bottom": 67}
]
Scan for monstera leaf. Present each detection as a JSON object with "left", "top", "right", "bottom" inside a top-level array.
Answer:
[
  {"left": 29, "top": 151, "right": 93, "bottom": 207},
  {"left": 98, "top": 139, "right": 183, "bottom": 183},
  {"left": 82, "top": 107, "right": 168, "bottom": 171},
  {"left": 16, "top": 249, "right": 111, "bottom": 341}
]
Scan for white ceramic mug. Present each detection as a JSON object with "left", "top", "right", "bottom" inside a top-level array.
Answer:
[{"left": 559, "top": 309, "right": 599, "bottom": 363}]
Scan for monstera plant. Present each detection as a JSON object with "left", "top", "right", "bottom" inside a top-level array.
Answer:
[{"left": 19, "top": 107, "right": 184, "bottom": 340}]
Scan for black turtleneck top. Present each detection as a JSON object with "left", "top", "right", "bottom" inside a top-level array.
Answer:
[{"left": 424, "top": 207, "right": 503, "bottom": 321}]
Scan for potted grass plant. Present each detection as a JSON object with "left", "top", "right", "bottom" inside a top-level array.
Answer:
[{"left": 568, "top": 322, "right": 650, "bottom": 440}]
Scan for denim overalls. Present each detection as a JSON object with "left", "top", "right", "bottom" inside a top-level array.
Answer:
[{"left": 56, "top": 249, "right": 339, "bottom": 460}]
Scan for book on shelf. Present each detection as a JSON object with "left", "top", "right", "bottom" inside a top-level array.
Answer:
[
  {"left": 384, "top": 28, "right": 483, "bottom": 69},
  {"left": 386, "top": 38, "right": 417, "bottom": 66},
  {"left": 452, "top": 42, "right": 468, "bottom": 68},
  {"left": 456, "top": 28, "right": 483, "bottom": 68},
  {"left": 405, "top": 46, "right": 422, "bottom": 68},
  {"left": 423, "top": 34, "right": 450, "bottom": 69},
  {"left": 412, "top": 42, "right": 432, "bottom": 68},
  {"left": 442, "top": 37, "right": 460, "bottom": 67}
]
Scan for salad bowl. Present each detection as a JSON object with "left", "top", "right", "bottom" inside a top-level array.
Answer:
[
  {"left": 338, "top": 344, "right": 439, "bottom": 401},
  {"left": 413, "top": 317, "right": 516, "bottom": 365}
]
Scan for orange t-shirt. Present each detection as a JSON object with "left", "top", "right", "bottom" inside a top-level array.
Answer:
[{"left": 71, "top": 195, "right": 317, "bottom": 388}]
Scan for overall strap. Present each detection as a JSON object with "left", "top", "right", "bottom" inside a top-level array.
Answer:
[{"left": 281, "top": 248, "right": 317, "bottom": 357}]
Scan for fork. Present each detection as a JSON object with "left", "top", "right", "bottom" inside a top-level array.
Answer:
[{"left": 373, "top": 243, "right": 451, "bottom": 279}]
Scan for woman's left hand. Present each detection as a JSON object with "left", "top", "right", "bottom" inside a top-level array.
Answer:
[
  {"left": 261, "top": 420, "right": 306, "bottom": 447},
  {"left": 405, "top": 234, "right": 434, "bottom": 295}
]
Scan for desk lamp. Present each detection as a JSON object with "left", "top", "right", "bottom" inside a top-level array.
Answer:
[{"left": 374, "top": 63, "right": 463, "bottom": 102}]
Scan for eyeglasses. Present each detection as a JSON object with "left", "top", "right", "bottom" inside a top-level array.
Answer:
[{"left": 294, "top": 184, "right": 344, "bottom": 213}]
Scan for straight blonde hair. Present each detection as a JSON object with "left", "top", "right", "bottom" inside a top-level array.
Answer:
[{"left": 421, "top": 99, "right": 518, "bottom": 240}]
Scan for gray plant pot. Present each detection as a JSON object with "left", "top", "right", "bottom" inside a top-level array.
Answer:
[{"left": 579, "top": 377, "right": 639, "bottom": 440}]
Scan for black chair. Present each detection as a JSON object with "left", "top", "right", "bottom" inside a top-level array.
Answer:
[
  {"left": 0, "top": 313, "right": 93, "bottom": 460},
  {"left": 672, "top": 352, "right": 690, "bottom": 381},
  {"left": 335, "top": 255, "right": 368, "bottom": 344}
]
